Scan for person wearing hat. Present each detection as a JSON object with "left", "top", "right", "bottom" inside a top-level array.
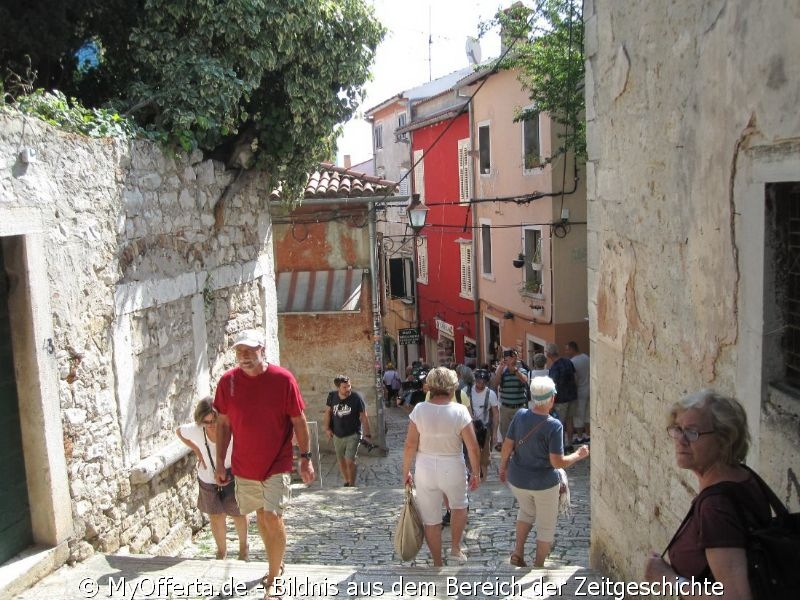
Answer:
[
  {"left": 213, "top": 329, "right": 315, "bottom": 598},
  {"left": 469, "top": 368, "right": 500, "bottom": 479},
  {"left": 493, "top": 348, "right": 529, "bottom": 450}
]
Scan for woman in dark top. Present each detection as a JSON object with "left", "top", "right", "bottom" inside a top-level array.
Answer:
[{"left": 644, "top": 390, "right": 771, "bottom": 598}]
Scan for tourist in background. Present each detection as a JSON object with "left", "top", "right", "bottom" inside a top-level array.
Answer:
[
  {"left": 493, "top": 348, "right": 529, "bottom": 450},
  {"left": 564, "top": 341, "right": 590, "bottom": 444},
  {"left": 323, "top": 374, "right": 372, "bottom": 487}
]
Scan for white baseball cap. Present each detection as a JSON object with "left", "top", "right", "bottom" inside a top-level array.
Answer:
[{"left": 232, "top": 329, "right": 264, "bottom": 348}]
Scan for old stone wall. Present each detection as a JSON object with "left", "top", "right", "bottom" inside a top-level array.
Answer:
[
  {"left": 0, "top": 112, "right": 277, "bottom": 563},
  {"left": 585, "top": 0, "right": 800, "bottom": 582}
]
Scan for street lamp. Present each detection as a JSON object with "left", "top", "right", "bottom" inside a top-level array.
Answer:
[{"left": 407, "top": 194, "right": 429, "bottom": 234}]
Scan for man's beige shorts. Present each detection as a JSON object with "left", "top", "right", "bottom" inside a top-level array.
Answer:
[{"left": 235, "top": 473, "right": 292, "bottom": 515}]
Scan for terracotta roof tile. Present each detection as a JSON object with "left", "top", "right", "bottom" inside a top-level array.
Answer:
[{"left": 270, "top": 162, "right": 398, "bottom": 201}]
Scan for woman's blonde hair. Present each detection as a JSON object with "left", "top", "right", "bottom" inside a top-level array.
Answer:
[
  {"left": 426, "top": 367, "right": 459, "bottom": 397},
  {"left": 668, "top": 389, "right": 750, "bottom": 465},
  {"left": 193, "top": 397, "right": 216, "bottom": 425}
]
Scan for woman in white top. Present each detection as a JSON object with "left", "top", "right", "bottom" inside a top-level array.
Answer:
[
  {"left": 402, "top": 367, "right": 481, "bottom": 566},
  {"left": 176, "top": 398, "right": 248, "bottom": 560}
]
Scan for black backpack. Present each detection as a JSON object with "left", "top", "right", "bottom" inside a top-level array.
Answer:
[{"left": 666, "top": 465, "right": 800, "bottom": 598}]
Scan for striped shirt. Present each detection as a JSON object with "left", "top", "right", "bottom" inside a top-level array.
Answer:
[{"left": 498, "top": 367, "right": 528, "bottom": 406}]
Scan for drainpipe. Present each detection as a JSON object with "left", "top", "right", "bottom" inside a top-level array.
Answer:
[{"left": 368, "top": 208, "right": 386, "bottom": 453}]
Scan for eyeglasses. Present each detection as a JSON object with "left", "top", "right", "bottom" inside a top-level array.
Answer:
[{"left": 666, "top": 425, "right": 714, "bottom": 442}]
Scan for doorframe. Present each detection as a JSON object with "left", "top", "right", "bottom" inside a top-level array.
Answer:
[{"left": 1, "top": 211, "right": 72, "bottom": 552}]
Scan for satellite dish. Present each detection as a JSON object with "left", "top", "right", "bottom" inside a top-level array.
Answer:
[{"left": 465, "top": 36, "right": 482, "bottom": 66}]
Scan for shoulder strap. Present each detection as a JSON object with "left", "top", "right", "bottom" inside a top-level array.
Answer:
[
  {"left": 740, "top": 464, "right": 789, "bottom": 519},
  {"left": 517, "top": 416, "right": 547, "bottom": 447},
  {"left": 202, "top": 427, "right": 216, "bottom": 473}
]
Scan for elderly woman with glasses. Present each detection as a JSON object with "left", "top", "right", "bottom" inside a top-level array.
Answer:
[
  {"left": 644, "top": 390, "right": 771, "bottom": 598},
  {"left": 176, "top": 397, "right": 249, "bottom": 560}
]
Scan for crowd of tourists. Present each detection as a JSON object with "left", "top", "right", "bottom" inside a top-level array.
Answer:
[{"left": 175, "top": 330, "right": 775, "bottom": 600}]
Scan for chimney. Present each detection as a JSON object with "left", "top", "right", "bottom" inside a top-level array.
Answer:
[
  {"left": 344, "top": 154, "right": 352, "bottom": 169},
  {"left": 500, "top": 2, "right": 531, "bottom": 56}
]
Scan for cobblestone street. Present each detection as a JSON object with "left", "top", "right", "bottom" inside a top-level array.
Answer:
[
  {"left": 179, "top": 405, "right": 591, "bottom": 569},
  {"left": 14, "top": 405, "right": 608, "bottom": 599}
]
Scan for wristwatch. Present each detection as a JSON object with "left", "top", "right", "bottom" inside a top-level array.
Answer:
[{"left": 299, "top": 451, "right": 312, "bottom": 460}]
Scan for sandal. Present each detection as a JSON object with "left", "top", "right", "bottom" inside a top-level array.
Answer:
[
  {"left": 510, "top": 553, "right": 527, "bottom": 567},
  {"left": 262, "top": 562, "right": 285, "bottom": 585}
]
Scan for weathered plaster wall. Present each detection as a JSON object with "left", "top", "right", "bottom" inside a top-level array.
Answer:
[
  {"left": 272, "top": 214, "right": 380, "bottom": 450},
  {"left": 0, "top": 112, "right": 277, "bottom": 564},
  {"left": 585, "top": 0, "right": 800, "bottom": 581}
]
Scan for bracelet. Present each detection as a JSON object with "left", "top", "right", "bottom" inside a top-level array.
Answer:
[{"left": 299, "top": 451, "right": 312, "bottom": 460}]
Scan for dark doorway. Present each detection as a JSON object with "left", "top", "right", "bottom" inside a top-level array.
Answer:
[{"left": 0, "top": 242, "right": 33, "bottom": 563}]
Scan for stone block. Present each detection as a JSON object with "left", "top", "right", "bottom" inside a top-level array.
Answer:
[{"left": 150, "top": 517, "right": 171, "bottom": 543}]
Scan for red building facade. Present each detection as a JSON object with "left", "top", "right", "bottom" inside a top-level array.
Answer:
[{"left": 406, "top": 109, "right": 477, "bottom": 368}]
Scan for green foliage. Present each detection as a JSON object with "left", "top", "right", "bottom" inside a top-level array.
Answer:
[
  {"left": 495, "top": 0, "right": 585, "bottom": 160},
  {"left": 7, "top": 89, "right": 137, "bottom": 139},
  {"left": 2, "top": 0, "right": 385, "bottom": 205},
  {"left": 123, "top": 0, "right": 385, "bottom": 202}
]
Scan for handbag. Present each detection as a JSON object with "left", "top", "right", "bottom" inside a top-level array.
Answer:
[
  {"left": 203, "top": 429, "right": 235, "bottom": 500},
  {"left": 394, "top": 483, "right": 424, "bottom": 561}
]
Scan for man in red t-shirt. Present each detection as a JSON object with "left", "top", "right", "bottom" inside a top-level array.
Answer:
[{"left": 214, "top": 329, "right": 315, "bottom": 596}]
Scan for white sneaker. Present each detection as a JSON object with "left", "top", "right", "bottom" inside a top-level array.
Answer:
[{"left": 449, "top": 550, "right": 468, "bottom": 564}]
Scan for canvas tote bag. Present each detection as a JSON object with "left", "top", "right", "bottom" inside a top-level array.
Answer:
[{"left": 394, "top": 483, "right": 424, "bottom": 560}]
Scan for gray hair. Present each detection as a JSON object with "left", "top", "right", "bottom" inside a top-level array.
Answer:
[
  {"left": 545, "top": 342, "right": 559, "bottom": 356},
  {"left": 533, "top": 353, "right": 547, "bottom": 369},
  {"left": 458, "top": 365, "right": 475, "bottom": 386},
  {"left": 530, "top": 376, "right": 557, "bottom": 407},
  {"left": 426, "top": 367, "right": 459, "bottom": 396},
  {"left": 668, "top": 389, "right": 750, "bottom": 465}
]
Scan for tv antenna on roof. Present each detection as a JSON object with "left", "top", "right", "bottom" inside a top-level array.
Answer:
[{"left": 466, "top": 36, "right": 482, "bottom": 66}]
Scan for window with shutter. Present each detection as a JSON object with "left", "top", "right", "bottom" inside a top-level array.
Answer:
[
  {"left": 398, "top": 168, "right": 409, "bottom": 196},
  {"left": 413, "top": 149, "right": 425, "bottom": 202},
  {"left": 459, "top": 242, "right": 473, "bottom": 297},
  {"left": 458, "top": 138, "right": 471, "bottom": 204}
]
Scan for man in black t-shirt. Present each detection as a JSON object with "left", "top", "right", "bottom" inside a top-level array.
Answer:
[{"left": 323, "top": 374, "right": 371, "bottom": 487}]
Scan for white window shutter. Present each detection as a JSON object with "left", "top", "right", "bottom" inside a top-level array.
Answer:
[
  {"left": 413, "top": 149, "right": 425, "bottom": 203},
  {"left": 458, "top": 138, "right": 471, "bottom": 204}
]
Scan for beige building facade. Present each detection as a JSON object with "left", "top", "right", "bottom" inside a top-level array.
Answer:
[
  {"left": 459, "top": 67, "right": 588, "bottom": 365},
  {"left": 585, "top": 0, "right": 800, "bottom": 582}
]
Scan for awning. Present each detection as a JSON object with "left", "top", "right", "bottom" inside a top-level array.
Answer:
[{"left": 276, "top": 269, "right": 365, "bottom": 314}]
